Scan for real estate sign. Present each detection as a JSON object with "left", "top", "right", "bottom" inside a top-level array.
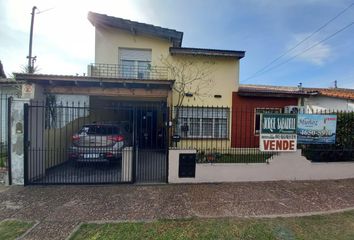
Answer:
[
  {"left": 297, "top": 114, "right": 337, "bottom": 144},
  {"left": 260, "top": 113, "right": 297, "bottom": 152}
]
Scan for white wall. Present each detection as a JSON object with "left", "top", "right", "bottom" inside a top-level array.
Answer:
[
  {"left": 53, "top": 94, "right": 89, "bottom": 128},
  {"left": 305, "top": 96, "right": 354, "bottom": 112},
  {"left": 169, "top": 149, "right": 354, "bottom": 183},
  {"left": 10, "top": 99, "right": 30, "bottom": 185},
  {"left": 0, "top": 88, "right": 19, "bottom": 143}
]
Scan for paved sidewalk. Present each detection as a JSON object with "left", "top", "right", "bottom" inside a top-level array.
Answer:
[{"left": 1, "top": 179, "right": 354, "bottom": 239}]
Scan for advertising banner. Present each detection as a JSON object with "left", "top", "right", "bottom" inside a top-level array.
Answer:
[
  {"left": 297, "top": 114, "right": 337, "bottom": 144},
  {"left": 260, "top": 114, "right": 297, "bottom": 152}
]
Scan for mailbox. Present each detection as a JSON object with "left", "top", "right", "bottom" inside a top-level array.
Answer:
[{"left": 179, "top": 153, "right": 196, "bottom": 178}]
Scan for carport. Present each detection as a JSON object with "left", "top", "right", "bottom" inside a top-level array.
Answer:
[{"left": 16, "top": 73, "right": 173, "bottom": 185}]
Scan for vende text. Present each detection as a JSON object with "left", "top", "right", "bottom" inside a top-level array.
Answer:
[{"left": 263, "top": 139, "right": 295, "bottom": 151}]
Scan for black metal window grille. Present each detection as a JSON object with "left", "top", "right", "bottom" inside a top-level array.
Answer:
[{"left": 176, "top": 107, "right": 229, "bottom": 139}]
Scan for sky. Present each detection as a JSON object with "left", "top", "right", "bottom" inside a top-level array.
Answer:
[{"left": 0, "top": 0, "right": 353, "bottom": 88}]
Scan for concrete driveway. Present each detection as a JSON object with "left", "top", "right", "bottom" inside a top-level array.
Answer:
[{"left": 1, "top": 179, "right": 354, "bottom": 239}]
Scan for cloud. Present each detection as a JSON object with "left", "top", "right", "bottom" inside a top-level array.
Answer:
[
  {"left": 1, "top": 0, "right": 147, "bottom": 75},
  {"left": 287, "top": 33, "right": 332, "bottom": 65}
]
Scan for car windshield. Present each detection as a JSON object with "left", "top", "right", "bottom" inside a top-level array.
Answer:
[{"left": 79, "top": 125, "right": 121, "bottom": 135}]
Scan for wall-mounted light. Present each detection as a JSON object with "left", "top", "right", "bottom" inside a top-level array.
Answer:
[
  {"left": 214, "top": 94, "right": 222, "bottom": 98},
  {"left": 185, "top": 92, "right": 193, "bottom": 97}
]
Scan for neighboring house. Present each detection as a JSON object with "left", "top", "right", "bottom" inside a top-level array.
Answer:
[
  {"left": 231, "top": 84, "right": 313, "bottom": 148},
  {"left": 304, "top": 88, "right": 354, "bottom": 112},
  {"left": 231, "top": 84, "right": 354, "bottom": 148},
  {"left": 16, "top": 11, "right": 245, "bottom": 149}
]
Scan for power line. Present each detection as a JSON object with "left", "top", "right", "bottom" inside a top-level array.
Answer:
[
  {"left": 244, "top": 2, "right": 354, "bottom": 81},
  {"left": 247, "top": 21, "right": 354, "bottom": 79},
  {"left": 37, "top": 7, "right": 55, "bottom": 14}
]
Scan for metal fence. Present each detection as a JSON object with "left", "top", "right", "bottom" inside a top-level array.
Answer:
[
  {"left": 0, "top": 94, "right": 10, "bottom": 170},
  {"left": 24, "top": 100, "right": 169, "bottom": 185},
  {"left": 88, "top": 63, "right": 169, "bottom": 80},
  {"left": 171, "top": 106, "right": 354, "bottom": 164},
  {"left": 171, "top": 106, "right": 275, "bottom": 164}
]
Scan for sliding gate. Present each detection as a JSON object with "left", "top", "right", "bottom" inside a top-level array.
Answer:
[{"left": 24, "top": 101, "right": 169, "bottom": 185}]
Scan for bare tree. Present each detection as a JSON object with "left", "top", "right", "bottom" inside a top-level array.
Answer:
[
  {"left": 160, "top": 55, "right": 216, "bottom": 136},
  {"left": 160, "top": 55, "right": 216, "bottom": 107}
]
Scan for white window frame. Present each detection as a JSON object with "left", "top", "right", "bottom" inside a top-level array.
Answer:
[
  {"left": 178, "top": 107, "right": 229, "bottom": 139},
  {"left": 119, "top": 48, "right": 152, "bottom": 79}
]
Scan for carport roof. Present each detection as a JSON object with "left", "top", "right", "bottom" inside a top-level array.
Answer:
[
  {"left": 0, "top": 78, "right": 24, "bottom": 85},
  {"left": 14, "top": 73, "right": 175, "bottom": 89}
]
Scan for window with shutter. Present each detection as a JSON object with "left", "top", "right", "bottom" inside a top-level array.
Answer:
[{"left": 119, "top": 48, "right": 152, "bottom": 79}]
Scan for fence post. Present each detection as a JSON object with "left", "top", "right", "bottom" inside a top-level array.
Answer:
[
  {"left": 23, "top": 103, "right": 29, "bottom": 185},
  {"left": 165, "top": 106, "right": 170, "bottom": 183},
  {"left": 132, "top": 105, "right": 137, "bottom": 183},
  {"left": 7, "top": 97, "right": 12, "bottom": 185}
]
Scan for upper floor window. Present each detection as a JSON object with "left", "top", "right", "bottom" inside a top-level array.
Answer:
[{"left": 119, "top": 48, "right": 152, "bottom": 79}]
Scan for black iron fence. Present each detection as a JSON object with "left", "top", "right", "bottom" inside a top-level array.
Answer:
[
  {"left": 4, "top": 98, "right": 354, "bottom": 186},
  {"left": 0, "top": 94, "right": 11, "bottom": 170},
  {"left": 171, "top": 106, "right": 354, "bottom": 164},
  {"left": 88, "top": 63, "right": 169, "bottom": 80},
  {"left": 171, "top": 106, "right": 275, "bottom": 164},
  {"left": 24, "top": 100, "right": 169, "bottom": 185}
]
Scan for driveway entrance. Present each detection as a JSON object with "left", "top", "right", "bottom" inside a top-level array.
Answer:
[{"left": 24, "top": 100, "right": 169, "bottom": 185}]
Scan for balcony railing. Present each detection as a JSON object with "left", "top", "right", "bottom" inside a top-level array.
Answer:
[{"left": 88, "top": 63, "right": 169, "bottom": 80}]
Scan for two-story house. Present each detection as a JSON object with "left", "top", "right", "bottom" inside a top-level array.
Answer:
[
  {"left": 13, "top": 12, "right": 245, "bottom": 185},
  {"left": 16, "top": 12, "right": 245, "bottom": 148}
]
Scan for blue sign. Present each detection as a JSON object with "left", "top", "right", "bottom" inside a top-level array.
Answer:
[{"left": 297, "top": 114, "right": 337, "bottom": 144}]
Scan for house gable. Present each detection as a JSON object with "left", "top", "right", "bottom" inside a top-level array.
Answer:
[{"left": 88, "top": 12, "right": 183, "bottom": 47}]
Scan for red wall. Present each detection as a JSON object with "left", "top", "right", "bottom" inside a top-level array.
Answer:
[{"left": 231, "top": 93, "right": 298, "bottom": 148}]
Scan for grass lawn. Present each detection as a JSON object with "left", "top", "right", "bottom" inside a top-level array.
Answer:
[
  {"left": 0, "top": 154, "right": 7, "bottom": 168},
  {"left": 0, "top": 220, "right": 34, "bottom": 240},
  {"left": 0, "top": 148, "right": 7, "bottom": 167},
  {"left": 70, "top": 210, "right": 354, "bottom": 240}
]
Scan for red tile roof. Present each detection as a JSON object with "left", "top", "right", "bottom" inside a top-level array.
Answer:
[
  {"left": 238, "top": 84, "right": 315, "bottom": 97},
  {"left": 239, "top": 84, "right": 354, "bottom": 100},
  {"left": 305, "top": 88, "right": 354, "bottom": 100}
]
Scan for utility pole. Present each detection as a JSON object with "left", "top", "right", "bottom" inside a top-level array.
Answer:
[{"left": 27, "top": 6, "right": 37, "bottom": 73}]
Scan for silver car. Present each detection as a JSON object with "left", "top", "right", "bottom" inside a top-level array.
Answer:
[{"left": 69, "top": 124, "right": 131, "bottom": 165}]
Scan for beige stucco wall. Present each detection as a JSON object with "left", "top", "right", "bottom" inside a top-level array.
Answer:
[
  {"left": 168, "top": 55, "right": 238, "bottom": 107},
  {"left": 95, "top": 26, "right": 171, "bottom": 66},
  {"left": 94, "top": 26, "right": 239, "bottom": 108},
  {"left": 169, "top": 149, "right": 354, "bottom": 183},
  {"left": 94, "top": 26, "right": 241, "bottom": 148}
]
